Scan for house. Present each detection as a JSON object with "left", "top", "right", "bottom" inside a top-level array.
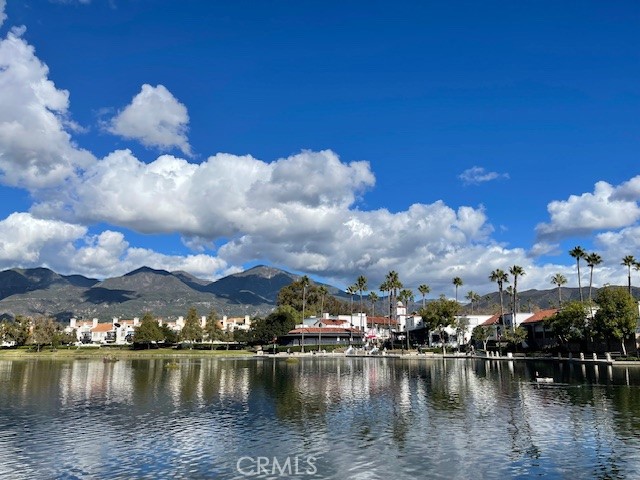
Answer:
[{"left": 278, "top": 326, "right": 364, "bottom": 348}]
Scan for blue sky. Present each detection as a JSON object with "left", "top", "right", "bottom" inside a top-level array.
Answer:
[{"left": 0, "top": 0, "right": 639, "bottom": 298}]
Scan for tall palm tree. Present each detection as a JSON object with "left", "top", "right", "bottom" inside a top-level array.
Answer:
[
  {"left": 368, "top": 291, "right": 378, "bottom": 321},
  {"left": 300, "top": 276, "right": 310, "bottom": 353},
  {"left": 569, "top": 246, "right": 586, "bottom": 303},
  {"left": 418, "top": 284, "right": 430, "bottom": 308},
  {"left": 452, "top": 277, "right": 463, "bottom": 303},
  {"left": 399, "top": 288, "right": 414, "bottom": 313},
  {"left": 465, "top": 290, "right": 479, "bottom": 314},
  {"left": 346, "top": 284, "right": 357, "bottom": 317},
  {"left": 509, "top": 265, "right": 525, "bottom": 323},
  {"left": 585, "top": 252, "right": 602, "bottom": 305},
  {"left": 385, "top": 270, "right": 403, "bottom": 332},
  {"left": 318, "top": 285, "right": 328, "bottom": 316},
  {"left": 550, "top": 273, "right": 567, "bottom": 307},
  {"left": 355, "top": 275, "right": 368, "bottom": 331},
  {"left": 622, "top": 255, "right": 637, "bottom": 297},
  {"left": 489, "top": 269, "right": 509, "bottom": 323}
]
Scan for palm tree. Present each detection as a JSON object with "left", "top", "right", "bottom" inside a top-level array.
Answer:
[
  {"left": 346, "top": 284, "right": 357, "bottom": 318},
  {"left": 379, "top": 280, "right": 390, "bottom": 338},
  {"left": 569, "top": 246, "right": 586, "bottom": 303},
  {"left": 550, "top": 273, "right": 567, "bottom": 307},
  {"left": 418, "top": 284, "right": 430, "bottom": 308},
  {"left": 489, "top": 269, "right": 509, "bottom": 323},
  {"left": 300, "top": 276, "right": 310, "bottom": 353},
  {"left": 385, "top": 270, "right": 403, "bottom": 337},
  {"left": 318, "top": 285, "right": 328, "bottom": 316},
  {"left": 452, "top": 277, "right": 463, "bottom": 303},
  {"left": 622, "top": 255, "right": 637, "bottom": 297},
  {"left": 585, "top": 252, "right": 602, "bottom": 305},
  {"left": 465, "top": 290, "right": 480, "bottom": 314},
  {"left": 316, "top": 284, "right": 328, "bottom": 351},
  {"left": 399, "top": 288, "right": 414, "bottom": 313},
  {"left": 509, "top": 265, "right": 525, "bottom": 322},
  {"left": 355, "top": 275, "right": 368, "bottom": 331},
  {"left": 369, "top": 291, "right": 378, "bottom": 321}
]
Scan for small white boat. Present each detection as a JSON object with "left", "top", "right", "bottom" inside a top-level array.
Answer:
[{"left": 535, "top": 371, "right": 554, "bottom": 383}]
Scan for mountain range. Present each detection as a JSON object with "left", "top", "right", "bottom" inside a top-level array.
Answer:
[
  {"left": 0, "top": 265, "right": 307, "bottom": 321},
  {"left": 0, "top": 265, "right": 636, "bottom": 322}
]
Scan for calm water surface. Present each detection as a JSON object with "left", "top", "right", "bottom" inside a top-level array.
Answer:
[{"left": 1, "top": 357, "right": 640, "bottom": 479}]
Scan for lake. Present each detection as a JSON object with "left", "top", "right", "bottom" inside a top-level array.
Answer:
[{"left": 1, "top": 356, "right": 640, "bottom": 479}]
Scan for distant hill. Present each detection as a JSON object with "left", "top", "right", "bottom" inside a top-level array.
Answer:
[{"left": 0, "top": 265, "right": 303, "bottom": 321}]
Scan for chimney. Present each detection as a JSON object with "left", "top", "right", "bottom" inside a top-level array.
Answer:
[
  {"left": 244, "top": 315, "right": 251, "bottom": 326},
  {"left": 92, "top": 318, "right": 98, "bottom": 328},
  {"left": 201, "top": 315, "right": 206, "bottom": 328},
  {"left": 177, "top": 316, "right": 184, "bottom": 327},
  {"left": 112, "top": 317, "right": 118, "bottom": 325},
  {"left": 70, "top": 318, "right": 77, "bottom": 329},
  {"left": 133, "top": 317, "right": 139, "bottom": 326}
]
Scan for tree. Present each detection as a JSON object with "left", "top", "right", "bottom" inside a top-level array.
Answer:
[
  {"left": 570, "top": 246, "right": 587, "bottom": 303},
  {"left": 278, "top": 278, "right": 346, "bottom": 317},
  {"left": 9, "top": 315, "right": 31, "bottom": 346},
  {"left": 248, "top": 307, "right": 297, "bottom": 345},
  {"left": 399, "top": 289, "right": 414, "bottom": 313},
  {"left": 465, "top": 290, "right": 480, "bottom": 314},
  {"left": 621, "top": 255, "right": 637, "bottom": 297},
  {"left": 318, "top": 285, "right": 328, "bottom": 316},
  {"left": 385, "top": 271, "right": 403, "bottom": 338},
  {"left": 134, "top": 312, "right": 163, "bottom": 347},
  {"left": 418, "top": 284, "right": 430, "bottom": 308},
  {"left": 585, "top": 252, "right": 602, "bottom": 309},
  {"left": 181, "top": 307, "right": 203, "bottom": 343},
  {"left": 489, "top": 269, "right": 509, "bottom": 323},
  {"left": 509, "top": 265, "right": 525, "bottom": 323},
  {"left": 471, "top": 325, "right": 492, "bottom": 351},
  {"left": 452, "top": 277, "right": 463, "bottom": 303},
  {"left": 356, "top": 275, "right": 368, "bottom": 329},
  {"left": 203, "top": 308, "right": 223, "bottom": 346},
  {"left": 551, "top": 273, "right": 567, "bottom": 307},
  {"left": 346, "top": 284, "right": 357, "bottom": 315},
  {"left": 368, "top": 291, "right": 378, "bottom": 319},
  {"left": 502, "top": 326, "right": 528, "bottom": 353},
  {"left": 544, "top": 301, "right": 588, "bottom": 349},
  {"left": 420, "top": 294, "right": 460, "bottom": 352},
  {"left": 593, "top": 286, "right": 638, "bottom": 356},
  {"left": 31, "top": 317, "right": 57, "bottom": 352}
]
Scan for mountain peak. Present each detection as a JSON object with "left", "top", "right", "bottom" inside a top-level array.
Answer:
[{"left": 124, "top": 266, "right": 171, "bottom": 277}]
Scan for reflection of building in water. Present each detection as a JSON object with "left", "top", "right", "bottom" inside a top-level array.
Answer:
[{"left": 58, "top": 360, "right": 133, "bottom": 406}]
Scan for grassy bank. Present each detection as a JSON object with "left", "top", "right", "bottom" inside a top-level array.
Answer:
[{"left": 0, "top": 346, "right": 253, "bottom": 359}]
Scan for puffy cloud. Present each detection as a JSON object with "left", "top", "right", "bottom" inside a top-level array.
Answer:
[
  {"left": 459, "top": 166, "right": 509, "bottom": 186},
  {"left": 0, "top": 212, "right": 232, "bottom": 280},
  {"left": 0, "top": 27, "right": 95, "bottom": 190},
  {"left": 536, "top": 180, "right": 640, "bottom": 241},
  {"left": 35, "top": 149, "right": 376, "bottom": 239},
  {"left": 106, "top": 84, "right": 192, "bottom": 156},
  {"left": 0, "top": 212, "right": 87, "bottom": 265}
]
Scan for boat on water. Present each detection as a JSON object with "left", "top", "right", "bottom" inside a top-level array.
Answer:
[{"left": 535, "top": 371, "right": 553, "bottom": 383}]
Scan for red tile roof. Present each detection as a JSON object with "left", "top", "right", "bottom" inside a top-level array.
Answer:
[
  {"left": 91, "top": 323, "right": 114, "bottom": 333},
  {"left": 521, "top": 309, "right": 558, "bottom": 324},
  {"left": 319, "top": 319, "right": 348, "bottom": 325},
  {"left": 287, "top": 327, "right": 362, "bottom": 335},
  {"left": 480, "top": 313, "right": 501, "bottom": 326},
  {"left": 368, "top": 316, "right": 398, "bottom": 326}
]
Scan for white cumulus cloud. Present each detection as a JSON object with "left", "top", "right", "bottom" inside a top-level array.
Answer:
[
  {"left": 0, "top": 27, "right": 95, "bottom": 190},
  {"left": 0, "top": 0, "right": 7, "bottom": 28},
  {"left": 536, "top": 180, "right": 640, "bottom": 241},
  {"left": 106, "top": 84, "right": 192, "bottom": 156}
]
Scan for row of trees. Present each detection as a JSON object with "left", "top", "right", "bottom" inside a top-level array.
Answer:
[
  {"left": 132, "top": 308, "right": 229, "bottom": 346},
  {"left": 0, "top": 316, "right": 77, "bottom": 351}
]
